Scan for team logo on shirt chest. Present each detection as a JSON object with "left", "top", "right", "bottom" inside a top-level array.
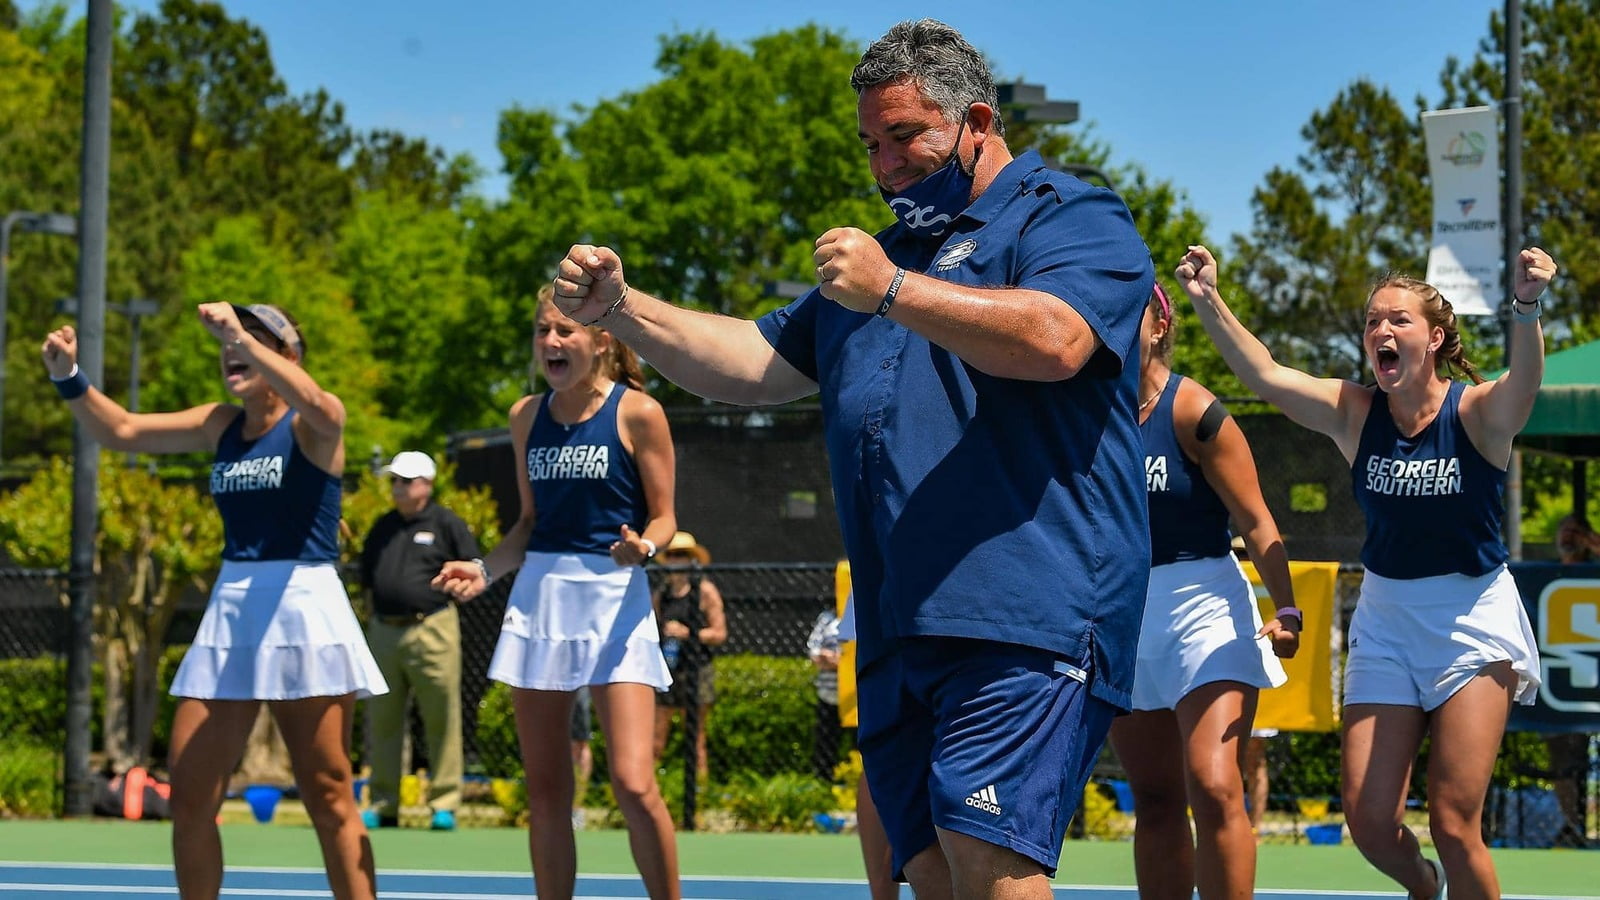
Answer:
[
  {"left": 934, "top": 239, "right": 978, "bottom": 272},
  {"left": 527, "top": 444, "right": 610, "bottom": 480},
  {"left": 1145, "top": 455, "right": 1170, "bottom": 492}
]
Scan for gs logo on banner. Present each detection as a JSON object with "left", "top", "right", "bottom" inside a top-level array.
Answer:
[{"left": 1538, "top": 578, "right": 1600, "bottom": 713}]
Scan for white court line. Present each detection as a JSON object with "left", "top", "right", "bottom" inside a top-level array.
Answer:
[{"left": 0, "top": 888, "right": 732, "bottom": 900}]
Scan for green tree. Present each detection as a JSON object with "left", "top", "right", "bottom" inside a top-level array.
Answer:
[
  {"left": 139, "top": 215, "right": 398, "bottom": 464},
  {"left": 1230, "top": 79, "right": 1430, "bottom": 381},
  {"left": 337, "top": 191, "right": 504, "bottom": 441}
]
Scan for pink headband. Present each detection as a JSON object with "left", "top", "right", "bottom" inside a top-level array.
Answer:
[{"left": 1151, "top": 282, "right": 1172, "bottom": 324}]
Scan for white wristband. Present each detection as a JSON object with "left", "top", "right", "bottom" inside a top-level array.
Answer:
[
  {"left": 1511, "top": 298, "right": 1541, "bottom": 322},
  {"left": 640, "top": 538, "right": 657, "bottom": 560}
]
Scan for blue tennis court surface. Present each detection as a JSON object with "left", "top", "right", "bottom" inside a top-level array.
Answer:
[{"left": 0, "top": 861, "right": 1590, "bottom": 899}]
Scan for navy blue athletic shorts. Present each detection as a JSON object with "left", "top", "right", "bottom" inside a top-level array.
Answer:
[{"left": 857, "top": 636, "right": 1115, "bottom": 879}]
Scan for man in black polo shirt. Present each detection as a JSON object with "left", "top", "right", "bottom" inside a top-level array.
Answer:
[{"left": 359, "top": 451, "right": 480, "bottom": 831}]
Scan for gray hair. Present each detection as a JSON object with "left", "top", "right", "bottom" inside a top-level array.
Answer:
[{"left": 851, "top": 19, "right": 1004, "bottom": 136}]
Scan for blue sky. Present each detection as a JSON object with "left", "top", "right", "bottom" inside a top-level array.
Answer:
[{"left": 109, "top": 0, "right": 1501, "bottom": 242}]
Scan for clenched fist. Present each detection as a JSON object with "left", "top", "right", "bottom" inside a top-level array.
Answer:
[
  {"left": 814, "top": 228, "right": 898, "bottom": 314},
  {"left": 554, "top": 245, "right": 629, "bottom": 325}
]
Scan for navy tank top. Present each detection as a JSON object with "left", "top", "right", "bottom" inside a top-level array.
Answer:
[
  {"left": 525, "top": 383, "right": 648, "bottom": 555},
  {"left": 1143, "top": 373, "right": 1232, "bottom": 566},
  {"left": 211, "top": 410, "right": 342, "bottom": 562},
  {"left": 1351, "top": 380, "right": 1507, "bottom": 579}
]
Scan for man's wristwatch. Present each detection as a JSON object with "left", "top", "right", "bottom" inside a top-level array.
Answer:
[{"left": 471, "top": 557, "right": 491, "bottom": 583}]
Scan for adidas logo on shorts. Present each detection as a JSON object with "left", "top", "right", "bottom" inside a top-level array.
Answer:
[{"left": 965, "top": 784, "right": 1002, "bottom": 816}]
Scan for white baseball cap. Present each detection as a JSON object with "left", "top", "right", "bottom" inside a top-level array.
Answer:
[{"left": 383, "top": 450, "right": 437, "bottom": 481}]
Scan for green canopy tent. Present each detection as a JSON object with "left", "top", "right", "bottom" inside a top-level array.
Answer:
[{"left": 1491, "top": 338, "right": 1600, "bottom": 519}]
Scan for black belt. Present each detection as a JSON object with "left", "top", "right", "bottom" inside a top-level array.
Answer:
[{"left": 375, "top": 607, "right": 447, "bottom": 627}]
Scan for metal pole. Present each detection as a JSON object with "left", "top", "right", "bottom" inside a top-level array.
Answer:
[
  {"left": 1502, "top": 0, "right": 1523, "bottom": 561},
  {"left": 679, "top": 567, "right": 703, "bottom": 831},
  {"left": 64, "top": 0, "right": 113, "bottom": 818},
  {"left": 126, "top": 310, "right": 141, "bottom": 468},
  {"left": 0, "top": 213, "right": 14, "bottom": 470}
]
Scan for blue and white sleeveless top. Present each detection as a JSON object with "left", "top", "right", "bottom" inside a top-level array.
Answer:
[
  {"left": 525, "top": 383, "right": 648, "bottom": 556},
  {"left": 1143, "top": 373, "right": 1232, "bottom": 566},
  {"left": 211, "top": 410, "right": 342, "bottom": 562},
  {"left": 1351, "top": 380, "right": 1507, "bottom": 579}
]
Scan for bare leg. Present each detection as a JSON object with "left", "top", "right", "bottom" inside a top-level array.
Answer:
[
  {"left": 652, "top": 705, "right": 674, "bottom": 761},
  {"left": 593, "top": 682, "right": 681, "bottom": 900},
  {"left": 693, "top": 704, "right": 712, "bottom": 780},
  {"left": 1342, "top": 703, "right": 1437, "bottom": 899},
  {"left": 939, "top": 826, "right": 1054, "bottom": 900},
  {"left": 512, "top": 689, "right": 579, "bottom": 900},
  {"left": 272, "top": 695, "right": 375, "bottom": 900},
  {"left": 1110, "top": 708, "right": 1193, "bottom": 900},
  {"left": 168, "top": 699, "right": 259, "bottom": 899},
  {"left": 1242, "top": 736, "right": 1269, "bottom": 833},
  {"left": 1174, "top": 681, "right": 1257, "bottom": 900},
  {"left": 1426, "top": 663, "right": 1517, "bottom": 900},
  {"left": 901, "top": 842, "right": 953, "bottom": 900},
  {"left": 855, "top": 773, "right": 900, "bottom": 900}
]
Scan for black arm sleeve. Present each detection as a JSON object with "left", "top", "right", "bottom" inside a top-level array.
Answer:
[{"left": 1195, "top": 398, "right": 1230, "bottom": 443}]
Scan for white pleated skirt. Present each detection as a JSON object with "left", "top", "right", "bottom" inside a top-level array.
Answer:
[
  {"left": 1131, "top": 554, "right": 1288, "bottom": 711},
  {"left": 488, "top": 551, "right": 672, "bottom": 692},
  {"left": 170, "top": 559, "right": 389, "bottom": 701},
  {"left": 1344, "top": 564, "right": 1539, "bottom": 710}
]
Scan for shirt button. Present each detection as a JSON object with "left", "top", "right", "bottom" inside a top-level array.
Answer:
[{"left": 880, "top": 359, "right": 892, "bottom": 370}]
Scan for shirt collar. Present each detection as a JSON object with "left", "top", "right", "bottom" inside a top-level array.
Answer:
[{"left": 959, "top": 149, "right": 1052, "bottom": 226}]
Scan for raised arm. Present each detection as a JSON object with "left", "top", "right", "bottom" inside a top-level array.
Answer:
[
  {"left": 197, "top": 303, "right": 345, "bottom": 440},
  {"left": 1177, "top": 245, "right": 1368, "bottom": 461},
  {"left": 1461, "top": 247, "right": 1557, "bottom": 463},
  {"left": 554, "top": 246, "right": 816, "bottom": 407},
  {"left": 41, "top": 324, "right": 234, "bottom": 454}
]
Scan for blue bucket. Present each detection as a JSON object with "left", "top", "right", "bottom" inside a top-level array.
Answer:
[
  {"left": 243, "top": 785, "right": 282, "bottom": 824},
  {"left": 1305, "top": 823, "right": 1343, "bottom": 845},
  {"left": 1108, "top": 779, "right": 1136, "bottom": 812}
]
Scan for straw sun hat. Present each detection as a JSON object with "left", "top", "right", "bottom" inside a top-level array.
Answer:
[{"left": 661, "top": 531, "right": 711, "bottom": 565}]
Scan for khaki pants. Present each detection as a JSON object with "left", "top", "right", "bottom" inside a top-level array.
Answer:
[{"left": 365, "top": 605, "right": 463, "bottom": 814}]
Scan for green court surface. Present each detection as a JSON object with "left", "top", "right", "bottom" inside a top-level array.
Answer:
[{"left": 0, "top": 819, "right": 1595, "bottom": 896}]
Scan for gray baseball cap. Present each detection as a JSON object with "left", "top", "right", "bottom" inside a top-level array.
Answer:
[{"left": 231, "top": 304, "right": 304, "bottom": 358}]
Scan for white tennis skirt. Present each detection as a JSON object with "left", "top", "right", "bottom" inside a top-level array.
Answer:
[
  {"left": 170, "top": 559, "right": 389, "bottom": 701},
  {"left": 1344, "top": 564, "right": 1539, "bottom": 711},
  {"left": 1131, "top": 554, "right": 1288, "bottom": 711},
  {"left": 487, "top": 551, "right": 672, "bottom": 692}
]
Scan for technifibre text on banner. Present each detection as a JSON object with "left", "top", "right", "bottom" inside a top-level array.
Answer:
[{"left": 1421, "top": 106, "right": 1501, "bottom": 316}]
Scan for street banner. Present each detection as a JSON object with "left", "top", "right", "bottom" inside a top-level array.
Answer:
[{"left": 1421, "top": 106, "right": 1501, "bottom": 316}]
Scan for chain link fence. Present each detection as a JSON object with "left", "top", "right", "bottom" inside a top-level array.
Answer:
[
  {"left": 0, "top": 559, "right": 1594, "bottom": 845},
  {"left": 0, "top": 567, "right": 68, "bottom": 818}
]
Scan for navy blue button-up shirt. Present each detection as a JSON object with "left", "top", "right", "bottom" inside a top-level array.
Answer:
[{"left": 756, "top": 150, "right": 1153, "bottom": 709}]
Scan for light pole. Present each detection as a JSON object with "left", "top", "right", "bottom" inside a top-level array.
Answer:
[
  {"left": 994, "top": 81, "right": 1116, "bottom": 191},
  {"left": 56, "top": 296, "right": 160, "bottom": 467},
  {"left": 1, "top": 210, "right": 78, "bottom": 467}
]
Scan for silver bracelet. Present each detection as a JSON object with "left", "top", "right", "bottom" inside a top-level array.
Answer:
[
  {"left": 581, "top": 284, "right": 630, "bottom": 327},
  {"left": 471, "top": 557, "right": 491, "bottom": 583}
]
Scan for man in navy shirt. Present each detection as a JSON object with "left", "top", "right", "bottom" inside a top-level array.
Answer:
[{"left": 552, "top": 19, "right": 1152, "bottom": 899}]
